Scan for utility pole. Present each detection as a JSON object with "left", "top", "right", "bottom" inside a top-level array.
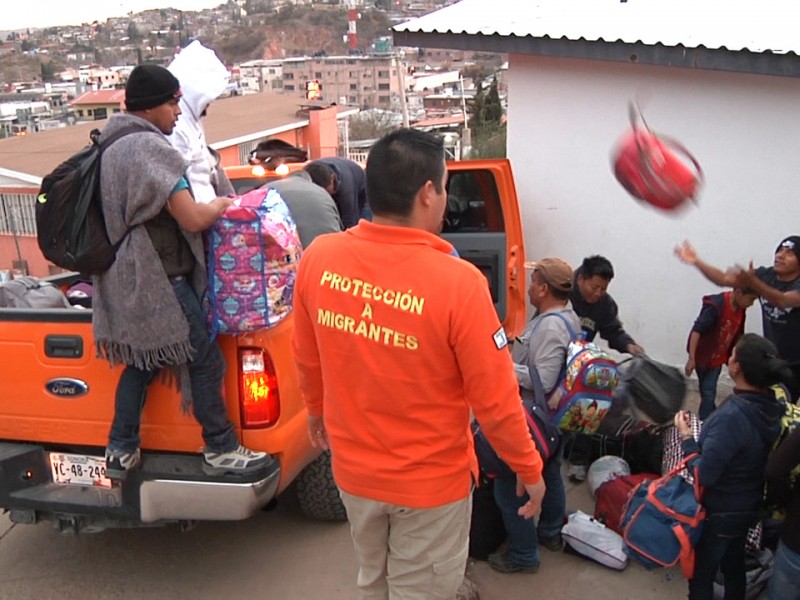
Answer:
[
  {"left": 460, "top": 75, "right": 471, "bottom": 159},
  {"left": 395, "top": 53, "right": 409, "bottom": 128}
]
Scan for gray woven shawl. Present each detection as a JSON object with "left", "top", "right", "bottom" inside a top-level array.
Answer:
[{"left": 93, "top": 114, "right": 207, "bottom": 407}]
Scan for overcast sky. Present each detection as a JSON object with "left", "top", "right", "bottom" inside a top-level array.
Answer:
[{"left": 4, "top": 1, "right": 224, "bottom": 32}]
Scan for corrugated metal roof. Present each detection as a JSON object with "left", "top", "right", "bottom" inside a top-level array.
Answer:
[
  {"left": 394, "top": 0, "right": 800, "bottom": 56},
  {"left": 71, "top": 89, "right": 126, "bottom": 106}
]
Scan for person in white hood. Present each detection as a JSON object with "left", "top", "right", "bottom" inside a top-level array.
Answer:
[{"left": 168, "top": 41, "right": 233, "bottom": 204}]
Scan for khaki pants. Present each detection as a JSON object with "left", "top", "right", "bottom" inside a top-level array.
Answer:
[{"left": 340, "top": 490, "right": 472, "bottom": 600}]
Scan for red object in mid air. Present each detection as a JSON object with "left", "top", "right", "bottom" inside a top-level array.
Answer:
[{"left": 612, "top": 104, "right": 703, "bottom": 212}]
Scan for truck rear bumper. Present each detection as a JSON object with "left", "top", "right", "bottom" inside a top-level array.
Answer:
[
  {"left": 0, "top": 442, "right": 281, "bottom": 529},
  {"left": 139, "top": 474, "right": 277, "bottom": 522}
]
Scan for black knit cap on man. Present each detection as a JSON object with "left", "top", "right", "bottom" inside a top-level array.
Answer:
[
  {"left": 125, "top": 64, "right": 181, "bottom": 112},
  {"left": 777, "top": 236, "right": 800, "bottom": 265}
]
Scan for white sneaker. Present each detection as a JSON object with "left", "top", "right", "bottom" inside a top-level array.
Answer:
[
  {"left": 202, "top": 444, "right": 271, "bottom": 476},
  {"left": 567, "top": 464, "right": 588, "bottom": 482}
]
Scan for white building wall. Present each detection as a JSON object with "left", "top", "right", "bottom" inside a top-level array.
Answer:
[{"left": 507, "top": 54, "right": 800, "bottom": 368}]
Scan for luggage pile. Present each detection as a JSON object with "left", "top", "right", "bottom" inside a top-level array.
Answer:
[{"left": 469, "top": 351, "right": 774, "bottom": 597}]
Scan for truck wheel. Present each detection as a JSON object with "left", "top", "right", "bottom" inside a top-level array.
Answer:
[{"left": 296, "top": 450, "right": 347, "bottom": 521}]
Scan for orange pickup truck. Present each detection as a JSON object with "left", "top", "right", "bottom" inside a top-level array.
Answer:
[{"left": 0, "top": 159, "right": 527, "bottom": 533}]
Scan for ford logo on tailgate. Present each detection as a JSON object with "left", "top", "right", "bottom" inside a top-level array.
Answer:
[{"left": 46, "top": 378, "right": 89, "bottom": 398}]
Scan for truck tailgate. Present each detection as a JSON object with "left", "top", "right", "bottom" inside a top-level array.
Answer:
[{"left": 0, "top": 308, "right": 209, "bottom": 452}]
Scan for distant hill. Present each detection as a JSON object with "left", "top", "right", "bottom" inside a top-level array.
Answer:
[
  {"left": 0, "top": 3, "right": 427, "bottom": 85},
  {"left": 207, "top": 6, "right": 394, "bottom": 63}
]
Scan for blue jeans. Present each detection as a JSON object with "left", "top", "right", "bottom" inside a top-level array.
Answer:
[
  {"left": 696, "top": 366, "right": 722, "bottom": 422},
  {"left": 769, "top": 540, "right": 800, "bottom": 600},
  {"left": 492, "top": 443, "right": 566, "bottom": 567},
  {"left": 689, "top": 511, "right": 754, "bottom": 600},
  {"left": 108, "top": 277, "right": 238, "bottom": 454},
  {"left": 565, "top": 431, "right": 591, "bottom": 466}
]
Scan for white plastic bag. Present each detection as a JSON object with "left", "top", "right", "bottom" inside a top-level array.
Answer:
[
  {"left": 588, "top": 455, "right": 631, "bottom": 497},
  {"left": 562, "top": 510, "right": 628, "bottom": 571}
]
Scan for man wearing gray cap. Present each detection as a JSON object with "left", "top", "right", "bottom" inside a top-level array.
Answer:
[
  {"left": 676, "top": 236, "right": 800, "bottom": 399},
  {"left": 489, "top": 258, "right": 581, "bottom": 574}
]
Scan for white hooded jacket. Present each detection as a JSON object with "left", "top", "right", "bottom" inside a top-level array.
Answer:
[{"left": 168, "top": 41, "right": 230, "bottom": 204}]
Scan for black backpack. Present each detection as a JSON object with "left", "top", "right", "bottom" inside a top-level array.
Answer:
[{"left": 36, "top": 125, "right": 145, "bottom": 275}]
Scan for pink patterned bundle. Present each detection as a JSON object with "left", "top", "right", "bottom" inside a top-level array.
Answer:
[{"left": 206, "top": 187, "right": 302, "bottom": 336}]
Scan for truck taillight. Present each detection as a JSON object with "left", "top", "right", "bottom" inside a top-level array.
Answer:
[{"left": 239, "top": 348, "right": 280, "bottom": 428}]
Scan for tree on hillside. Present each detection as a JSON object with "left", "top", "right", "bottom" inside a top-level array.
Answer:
[
  {"left": 348, "top": 111, "right": 398, "bottom": 141},
  {"left": 468, "top": 75, "right": 505, "bottom": 158},
  {"left": 211, "top": 27, "right": 266, "bottom": 63},
  {"left": 468, "top": 81, "right": 484, "bottom": 130},
  {"left": 461, "top": 64, "right": 487, "bottom": 86},
  {"left": 484, "top": 76, "right": 502, "bottom": 123},
  {"left": 127, "top": 21, "right": 142, "bottom": 41},
  {"left": 40, "top": 61, "right": 58, "bottom": 82}
]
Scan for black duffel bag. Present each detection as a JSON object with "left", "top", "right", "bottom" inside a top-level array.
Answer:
[{"left": 615, "top": 355, "right": 686, "bottom": 425}]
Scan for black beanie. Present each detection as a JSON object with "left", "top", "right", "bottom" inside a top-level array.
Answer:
[
  {"left": 125, "top": 64, "right": 180, "bottom": 112},
  {"left": 776, "top": 235, "right": 800, "bottom": 263}
]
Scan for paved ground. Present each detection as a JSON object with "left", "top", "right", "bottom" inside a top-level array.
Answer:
[{"left": 0, "top": 473, "right": 689, "bottom": 600}]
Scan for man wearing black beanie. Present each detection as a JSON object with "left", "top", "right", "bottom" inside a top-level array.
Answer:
[
  {"left": 125, "top": 63, "right": 181, "bottom": 112},
  {"left": 93, "top": 63, "right": 272, "bottom": 480},
  {"left": 676, "top": 237, "right": 800, "bottom": 400}
]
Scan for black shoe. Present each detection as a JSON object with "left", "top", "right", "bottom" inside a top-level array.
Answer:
[
  {"left": 487, "top": 552, "right": 539, "bottom": 574},
  {"left": 105, "top": 447, "right": 141, "bottom": 481},
  {"left": 538, "top": 534, "right": 564, "bottom": 552}
]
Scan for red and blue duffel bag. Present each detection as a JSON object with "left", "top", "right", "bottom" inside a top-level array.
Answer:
[{"left": 620, "top": 454, "right": 705, "bottom": 579}]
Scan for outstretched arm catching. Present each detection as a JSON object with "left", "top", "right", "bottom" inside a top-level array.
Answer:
[{"left": 674, "top": 240, "right": 737, "bottom": 287}]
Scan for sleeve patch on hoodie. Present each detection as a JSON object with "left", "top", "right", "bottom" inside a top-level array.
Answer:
[{"left": 493, "top": 327, "right": 508, "bottom": 350}]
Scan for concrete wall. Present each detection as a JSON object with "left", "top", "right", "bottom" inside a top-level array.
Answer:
[{"left": 507, "top": 54, "right": 800, "bottom": 368}]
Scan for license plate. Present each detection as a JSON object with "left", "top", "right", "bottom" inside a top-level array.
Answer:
[{"left": 49, "top": 453, "right": 112, "bottom": 488}]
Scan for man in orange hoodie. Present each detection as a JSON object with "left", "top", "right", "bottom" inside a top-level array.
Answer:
[{"left": 293, "top": 128, "right": 545, "bottom": 600}]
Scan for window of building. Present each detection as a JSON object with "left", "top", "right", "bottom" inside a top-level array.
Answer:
[
  {"left": 349, "top": 84, "right": 357, "bottom": 91},
  {"left": 378, "top": 83, "right": 390, "bottom": 91},
  {"left": 378, "top": 95, "right": 390, "bottom": 104},
  {"left": 0, "top": 192, "right": 37, "bottom": 235},
  {"left": 285, "top": 84, "right": 295, "bottom": 91},
  {"left": 314, "top": 71, "right": 322, "bottom": 79},
  {"left": 285, "top": 73, "right": 294, "bottom": 80},
  {"left": 378, "top": 70, "right": 389, "bottom": 78}
]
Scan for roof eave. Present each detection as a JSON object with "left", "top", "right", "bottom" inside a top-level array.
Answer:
[{"left": 392, "top": 30, "right": 800, "bottom": 78}]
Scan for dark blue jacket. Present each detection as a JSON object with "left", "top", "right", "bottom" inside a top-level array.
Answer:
[
  {"left": 682, "top": 391, "right": 782, "bottom": 514},
  {"left": 569, "top": 267, "right": 636, "bottom": 354},
  {"left": 318, "top": 157, "right": 367, "bottom": 228}
]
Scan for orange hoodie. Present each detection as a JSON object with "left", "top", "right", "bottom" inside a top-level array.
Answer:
[{"left": 292, "top": 221, "right": 542, "bottom": 508}]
